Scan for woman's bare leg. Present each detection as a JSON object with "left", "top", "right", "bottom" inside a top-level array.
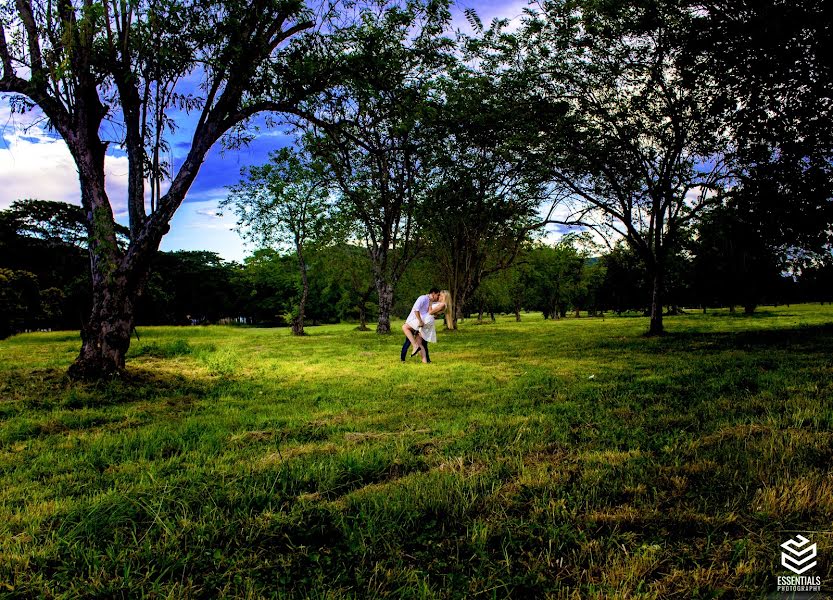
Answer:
[
  {"left": 410, "top": 334, "right": 424, "bottom": 357},
  {"left": 401, "top": 322, "right": 420, "bottom": 350}
]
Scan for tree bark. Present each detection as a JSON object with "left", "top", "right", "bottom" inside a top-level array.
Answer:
[
  {"left": 68, "top": 273, "right": 136, "bottom": 379},
  {"left": 292, "top": 238, "right": 308, "bottom": 336},
  {"left": 376, "top": 281, "right": 393, "bottom": 334},
  {"left": 648, "top": 267, "right": 664, "bottom": 335}
]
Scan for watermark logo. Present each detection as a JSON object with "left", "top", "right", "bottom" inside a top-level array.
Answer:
[
  {"left": 777, "top": 534, "right": 822, "bottom": 594},
  {"left": 781, "top": 535, "right": 818, "bottom": 575}
]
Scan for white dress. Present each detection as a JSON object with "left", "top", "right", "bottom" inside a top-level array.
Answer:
[{"left": 418, "top": 302, "right": 444, "bottom": 343}]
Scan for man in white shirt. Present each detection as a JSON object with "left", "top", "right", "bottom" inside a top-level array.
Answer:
[{"left": 400, "top": 287, "right": 440, "bottom": 362}]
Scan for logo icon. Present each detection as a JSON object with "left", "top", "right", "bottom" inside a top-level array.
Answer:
[{"left": 781, "top": 535, "right": 818, "bottom": 575}]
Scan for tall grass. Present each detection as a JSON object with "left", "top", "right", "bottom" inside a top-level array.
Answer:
[{"left": 1, "top": 305, "right": 832, "bottom": 598}]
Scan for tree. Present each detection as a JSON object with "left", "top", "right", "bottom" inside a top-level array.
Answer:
[
  {"left": 223, "top": 147, "right": 337, "bottom": 335},
  {"left": 301, "top": 0, "right": 453, "bottom": 333},
  {"left": 519, "top": 0, "right": 730, "bottom": 334},
  {"left": 0, "top": 268, "right": 40, "bottom": 338},
  {"left": 526, "top": 241, "right": 585, "bottom": 319},
  {"left": 692, "top": 203, "right": 784, "bottom": 313},
  {"left": 597, "top": 242, "right": 649, "bottom": 315},
  {"left": 421, "top": 63, "right": 559, "bottom": 326},
  {"left": 688, "top": 0, "right": 833, "bottom": 267},
  {"left": 689, "top": 0, "right": 833, "bottom": 165},
  {"left": 233, "top": 249, "right": 299, "bottom": 326},
  {"left": 313, "top": 243, "right": 376, "bottom": 330},
  {"left": 6, "top": 199, "right": 99, "bottom": 248},
  {"left": 137, "top": 251, "right": 241, "bottom": 325},
  {"left": 1, "top": 0, "right": 333, "bottom": 377},
  {"left": 0, "top": 199, "right": 109, "bottom": 330}
]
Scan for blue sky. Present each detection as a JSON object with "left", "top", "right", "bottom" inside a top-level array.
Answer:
[{"left": 0, "top": 0, "right": 534, "bottom": 262}]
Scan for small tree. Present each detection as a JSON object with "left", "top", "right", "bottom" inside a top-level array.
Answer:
[
  {"left": 526, "top": 241, "right": 585, "bottom": 319},
  {"left": 313, "top": 243, "right": 375, "bottom": 330},
  {"left": 224, "top": 147, "right": 336, "bottom": 335},
  {"left": 301, "top": 0, "right": 453, "bottom": 333},
  {"left": 422, "top": 64, "right": 560, "bottom": 326}
]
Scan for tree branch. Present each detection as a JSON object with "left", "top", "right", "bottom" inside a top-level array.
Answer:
[
  {"left": 0, "top": 24, "right": 13, "bottom": 78},
  {"left": 15, "top": 0, "right": 44, "bottom": 76}
]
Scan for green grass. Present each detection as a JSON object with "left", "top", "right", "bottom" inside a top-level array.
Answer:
[{"left": 1, "top": 305, "right": 832, "bottom": 598}]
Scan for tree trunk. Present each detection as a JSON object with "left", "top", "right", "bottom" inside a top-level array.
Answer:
[
  {"left": 358, "top": 303, "right": 369, "bottom": 331},
  {"left": 449, "top": 280, "right": 468, "bottom": 330},
  {"left": 648, "top": 268, "right": 664, "bottom": 335},
  {"left": 67, "top": 145, "right": 137, "bottom": 378},
  {"left": 356, "top": 285, "right": 372, "bottom": 331},
  {"left": 743, "top": 303, "right": 756, "bottom": 315},
  {"left": 514, "top": 306, "right": 521, "bottom": 322},
  {"left": 292, "top": 240, "right": 308, "bottom": 336},
  {"left": 376, "top": 281, "right": 393, "bottom": 334},
  {"left": 68, "top": 274, "right": 136, "bottom": 379}
]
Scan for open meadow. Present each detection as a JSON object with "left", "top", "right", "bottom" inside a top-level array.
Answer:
[{"left": 1, "top": 306, "right": 832, "bottom": 598}]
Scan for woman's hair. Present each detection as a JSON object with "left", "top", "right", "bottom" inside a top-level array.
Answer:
[{"left": 440, "top": 290, "right": 454, "bottom": 330}]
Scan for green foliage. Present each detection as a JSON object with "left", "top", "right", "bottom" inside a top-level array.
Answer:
[
  {"left": 0, "top": 268, "right": 41, "bottom": 339},
  {"left": 692, "top": 204, "right": 787, "bottom": 312},
  {"left": 1, "top": 307, "right": 833, "bottom": 596},
  {"left": 223, "top": 147, "right": 338, "bottom": 252},
  {"left": 298, "top": 0, "right": 456, "bottom": 330},
  {"left": 138, "top": 251, "right": 243, "bottom": 325},
  {"left": 524, "top": 241, "right": 587, "bottom": 319}
]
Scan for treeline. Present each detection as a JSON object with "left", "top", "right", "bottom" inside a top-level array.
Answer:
[{"left": 3, "top": 200, "right": 831, "bottom": 338}]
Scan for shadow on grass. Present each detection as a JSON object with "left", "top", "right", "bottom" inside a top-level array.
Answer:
[
  {"left": 549, "top": 322, "right": 833, "bottom": 356},
  {"left": 660, "top": 322, "right": 833, "bottom": 352},
  {"left": 0, "top": 367, "right": 211, "bottom": 412}
]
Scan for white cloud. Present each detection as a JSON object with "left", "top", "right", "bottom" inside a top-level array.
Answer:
[
  {"left": 0, "top": 106, "right": 247, "bottom": 259},
  {"left": 161, "top": 198, "right": 248, "bottom": 261},
  {"left": 0, "top": 109, "right": 134, "bottom": 217}
]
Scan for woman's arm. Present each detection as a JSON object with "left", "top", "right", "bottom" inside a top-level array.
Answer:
[{"left": 429, "top": 302, "right": 446, "bottom": 315}]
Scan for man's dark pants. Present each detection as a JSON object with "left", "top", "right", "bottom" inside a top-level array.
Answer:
[{"left": 401, "top": 329, "right": 430, "bottom": 362}]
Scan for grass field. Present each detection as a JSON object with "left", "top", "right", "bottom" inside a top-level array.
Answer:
[{"left": 1, "top": 305, "right": 832, "bottom": 598}]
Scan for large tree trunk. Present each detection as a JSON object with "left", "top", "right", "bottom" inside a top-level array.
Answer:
[
  {"left": 376, "top": 281, "right": 394, "bottom": 334},
  {"left": 69, "top": 274, "right": 136, "bottom": 379},
  {"left": 67, "top": 134, "right": 207, "bottom": 378},
  {"left": 648, "top": 267, "right": 664, "bottom": 335}
]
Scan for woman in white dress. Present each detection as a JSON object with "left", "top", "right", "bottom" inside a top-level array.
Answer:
[{"left": 409, "top": 290, "right": 453, "bottom": 363}]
